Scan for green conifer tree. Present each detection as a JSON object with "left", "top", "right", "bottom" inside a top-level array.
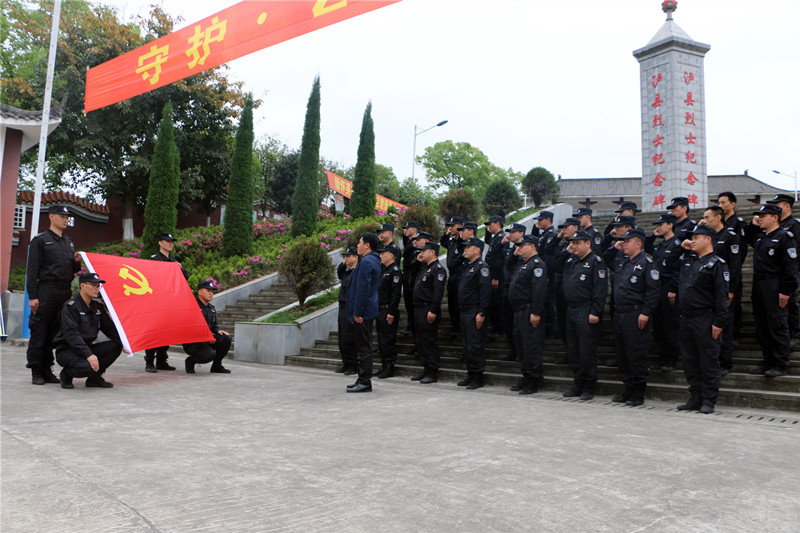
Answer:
[
  {"left": 291, "top": 76, "right": 321, "bottom": 237},
  {"left": 349, "top": 101, "right": 376, "bottom": 218},
  {"left": 142, "top": 102, "right": 180, "bottom": 258},
  {"left": 222, "top": 97, "right": 255, "bottom": 257}
]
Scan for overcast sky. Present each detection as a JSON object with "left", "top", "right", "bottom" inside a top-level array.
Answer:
[{"left": 103, "top": 0, "right": 800, "bottom": 191}]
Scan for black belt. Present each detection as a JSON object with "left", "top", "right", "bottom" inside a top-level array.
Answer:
[
  {"left": 567, "top": 303, "right": 591, "bottom": 309},
  {"left": 512, "top": 304, "right": 530, "bottom": 312},
  {"left": 615, "top": 304, "right": 642, "bottom": 312},
  {"left": 754, "top": 273, "right": 780, "bottom": 281},
  {"left": 681, "top": 308, "right": 712, "bottom": 318}
]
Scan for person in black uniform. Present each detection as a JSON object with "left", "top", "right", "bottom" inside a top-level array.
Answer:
[
  {"left": 55, "top": 273, "right": 124, "bottom": 389},
  {"left": 456, "top": 237, "right": 492, "bottom": 390},
  {"left": 410, "top": 242, "right": 447, "bottom": 384},
  {"left": 440, "top": 217, "right": 466, "bottom": 336},
  {"left": 508, "top": 235, "right": 548, "bottom": 395},
  {"left": 25, "top": 204, "right": 82, "bottom": 385},
  {"left": 144, "top": 232, "right": 189, "bottom": 373},
  {"left": 534, "top": 211, "right": 558, "bottom": 336},
  {"left": 574, "top": 207, "right": 603, "bottom": 256},
  {"left": 747, "top": 204, "right": 798, "bottom": 377},
  {"left": 645, "top": 214, "right": 682, "bottom": 371},
  {"left": 766, "top": 193, "right": 800, "bottom": 343},
  {"left": 374, "top": 245, "right": 402, "bottom": 379},
  {"left": 378, "top": 223, "right": 402, "bottom": 265},
  {"left": 609, "top": 228, "right": 659, "bottom": 406},
  {"left": 602, "top": 215, "right": 636, "bottom": 256},
  {"left": 484, "top": 215, "right": 507, "bottom": 337},
  {"left": 551, "top": 217, "right": 580, "bottom": 343},
  {"left": 500, "top": 223, "right": 526, "bottom": 361},
  {"left": 561, "top": 230, "right": 608, "bottom": 401},
  {"left": 675, "top": 225, "right": 730, "bottom": 414},
  {"left": 698, "top": 206, "right": 742, "bottom": 375},
  {"left": 405, "top": 231, "right": 432, "bottom": 354},
  {"left": 400, "top": 221, "right": 421, "bottom": 335},
  {"left": 182, "top": 280, "right": 232, "bottom": 374},
  {"left": 603, "top": 201, "right": 641, "bottom": 237},
  {"left": 718, "top": 191, "right": 748, "bottom": 341},
  {"left": 667, "top": 196, "right": 696, "bottom": 241},
  {"left": 335, "top": 247, "right": 359, "bottom": 374}
]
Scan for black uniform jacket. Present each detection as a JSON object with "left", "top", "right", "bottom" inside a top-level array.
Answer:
[
  {"left": 440, "top": 234, "right": 466, "bottom": 278},
  {"left": 379, "top": 262, "right": 403, "bottom": 316},
  {"left": 54, "top": 296, "right": 122, "bottom": 358},
  {"left": 26, "top": 229, "right": 81, "bottom": 298},
  {"left": 645, "top": 235, "right": 682, "bottom": 293},
  {"left": 508, "top": 255, "right": 548, "bottom": 316},
  {"left": 150, "top": 251, "right": 189, "bottom": 279},
  {"left": 610, "top": 251, "right": 660, "bottom": 317},
  {"left": 458, "top": 258, "right": 491, "bottom": 314},
  {"left": 197, "top": 296, "right": 220, "bottom": 335},
  {"left": 712, "top": 227, "right": 743, "bottom": 291},
  {"left": 337, "top": 263, "right": 354, "bottom": 304},
  {"left": 485, "top": 231, "right": 507, "bottom": 282},
  {"left": 413, "top": 260, "right": 447, "bottom": 315},
  {"left": 749, "top": 227, "right": 799, "bottom": 296},
  {"left": 678, "top": 252, "right": 730, "bottom": 328},
  {"left": 562, "top": 253, "right": 608, "bottom": 317}
]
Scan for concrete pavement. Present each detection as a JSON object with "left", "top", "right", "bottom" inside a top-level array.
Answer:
[{"left": 2, "top": 343, "right": 799, "bottom": 532}]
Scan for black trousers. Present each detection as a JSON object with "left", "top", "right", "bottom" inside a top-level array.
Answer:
[
  {"left": 612, "top": 308, "right": 651, "bottom": 389},
  {"left": 555, "top": 282, "right": 567, "bottom": 342},
  {"left": 487, "top": 283, "right": 504, "bottom": 334},
  {"left": 26, "top": 285, "right": 71, "bottom": 369},
  {"left": 565, "top": 305, "right": 601, "bottom": 384},
  {"left": 788, "top": 287, "right": 800, "bottom": 335},
  {"left": 353, "top": 319, "right": 374, "bottom": 385},
  {"left": 514, "top": 308, "right": 544, "bottom": 379},
  {"left": 719, "top": 302, "right": 735, "bottom": 371},
  {"left": 653, "top": 289, "right": 681, "bottom": 367},
  {"left": 183, "top": 333, "right": 231, "bottom": 366},
  {"left": 460, "top": 309, "right": 487, "bottom": 373},
  {"left": 544, "top": 277, "right": 556, "bottom": 329},
  {"left": 56, "top": 340, "right": 121, "bottom": 379},
  {"left": 376, "top": 309, "right": 399, "bottom": 364},
  {"left": 752, "top": 278, "right": 791, "bottom": 370},
  {"left": 403, "top": 273, "right": 415, "bottom": 332},
  {"left": 338, "top": 304, "right": 357, "bottom": 365},
  {"left": 414, "top": 306, "right": 440, "bottom": 371},
  {"left": 447, "top": 274, "right": 460, "bottom": 331},
  {"left": 502, "top": 289, "right": 517, "bottom": 360},
  {"left": 144, "top": 346, "right": 170, "bottom": 364},
  {"left": 732, "top": 289, "right": 743, "bottom": 338},
  {"left": 679, "top": 313, "right": 721, "bottom": 404}
]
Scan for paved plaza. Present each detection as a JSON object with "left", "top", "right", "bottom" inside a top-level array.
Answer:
[{"left": 1, "top": 343, "right": 799, "bottom": 532}]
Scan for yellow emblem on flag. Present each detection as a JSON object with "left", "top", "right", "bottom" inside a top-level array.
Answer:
[{"left": 119, "top": 265, "right": 154, "bottom": 296}]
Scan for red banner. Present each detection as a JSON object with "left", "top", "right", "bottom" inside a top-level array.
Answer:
[
  {"left": 85, "top": 0, "right": 401, "bottom": 112},
  {"left": 326, "top": 170, "right": 407, "bottom": 212},
  {"left": 81, "top": 253, "right": 213, "bottom": 353}
]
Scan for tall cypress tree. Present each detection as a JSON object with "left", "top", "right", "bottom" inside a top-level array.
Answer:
[
  {"left": 350, "top": 101, "right": 376, "bottom": 219},
  {"left": 222, "top": 97, "right": 255, "bottom": 257},
  {"left": 291, "top": 76, "right": 321, "bottom": 237},
  {"left": 142, "top": 102, "right": 180, "bottom": 258}
]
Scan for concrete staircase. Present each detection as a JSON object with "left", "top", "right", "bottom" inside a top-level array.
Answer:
[
  {"left": 216, "top": 283, "right": 299, "bottom": 338},
  {"left": 285, "top": 207, "right": 800, "bottom": 412}
]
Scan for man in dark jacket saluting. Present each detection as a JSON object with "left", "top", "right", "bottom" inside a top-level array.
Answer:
[{"left": 346, "top": 233, "right": 382, "bottom": 393}]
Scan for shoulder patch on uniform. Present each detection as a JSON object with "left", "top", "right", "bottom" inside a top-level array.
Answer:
[
  {"left": 731, "top": 245, "right": 739, "bottom": 254},
  {"left": 787, "top": 230, "right": 794, "bottom": 238},
  {"left": 789, "top": 248, "right": 798, "bottom": 259},
  {"left": 393, "top": 275, "right": 401, "bottom": 283},
  {"left": 598, "top": 269, "right": 606, "bottom": 279},
  {"left": 480, "top": 266, "right": 490, "bottom": 277},
  {"left": 67, "top": 300, "right": 74, "bottom": 306},
  {"left": 437, "top": 273, "right": 445, "bottom": 281},
  {"left": 646, "top": 257, "right": 653, "bottom": 263},
  {"left": 595, "top": 236, "right": 602, "bottom": 245},
  {"left": 650, "top": 269, "right": 660, "bottom": 280},
  {"left": 723, "top": 271, "right": 730, "bottom": 282},
  {"left": 534, "top": 267, "right": 543, "bottom": 278}
]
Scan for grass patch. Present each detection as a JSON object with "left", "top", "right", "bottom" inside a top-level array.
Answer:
[{"left": 260, "top": 288, "right": 340, "bottom": 324}]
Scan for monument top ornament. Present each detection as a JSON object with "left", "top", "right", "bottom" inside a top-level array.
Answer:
[{"left": 662, "top": 0, "right": 678, "bottom": 20}]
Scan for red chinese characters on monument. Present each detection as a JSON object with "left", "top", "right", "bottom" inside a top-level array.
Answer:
[
  {"left": 653, "top": 193, "right": 666, "bottom": 207},
  {"left": 687, "top": 194, "right": 698, "bottom": 206},
  {"left": 651, "top": 73, "right": 662, "bottom": 88},
  {"left": 653, "top": 172, "right": 666, "bottom": 186},
  {"left": 685, "top": 151, "right": 697, "bottom": 164},
  {"left": 686, "top": 171, "right": 698, "bottom": 185},
  {"left": 653, "top": 112, "right": 663, "bottom": 128},
  {"left": 685, "top": 92, "right": 695, "bottom": 106},
  {"left": 651, "top": 93, "right": 663, "bottom": 108},
  {"left": 653, "top": 153, "right": 665, "bottom": 165}
]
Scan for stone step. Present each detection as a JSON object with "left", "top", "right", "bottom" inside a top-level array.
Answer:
[{"left": 285, "top": 355, "right": 800, "bottom": 412}]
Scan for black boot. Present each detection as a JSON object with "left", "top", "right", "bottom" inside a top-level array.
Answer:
[
  {"left": 86, "top": 373, "right": 113, "bottom": 388},
  {"left": 699, "top": 400, "right": 715, "bottom": 414},
  {"left": 420, "top": 369, "right": 438, "bottom": 384},
  {"left": 411, "top": 367, "right": 427, "bottom": 381},
  {"left": 457, "top": 372, "right": 473, "bottom": 387},
  {"left": 60, "top": 368, "right": 74, "bottom": 389},
  {"left": 612, "top": 386, "right": 632, "bottom": 403},
  {"left": 510, "top": 377, "right": 525, "bottom": 391},
  {"left": 40, "top": 365, "right": 60, "bottom": 384},
  {"left": 626, "top": 383, "right": 646, "bottom": 406},
  {"left": 156, "top": 359, "right": 176, "bottom": 371},
  {"left": 562, "top": 379, "right": 583, "bottom": 398},
  {"left": 677, "top": 393, "right": 702, "bottom": 411},
  {"left": 31, "top": 367, "right": 45, "bottom": 385},
  {"left": 377, "top": 363, "right": 395, "bottom": 379},
  {"left": 518, "top": 375, "right": 538, "bottom": 395},
  {"left": 580, "top": 381, "right": 594, "bottom": 401},
  {"left": 343, "top": 364, "right": 357, "bottom": 376},
  {"left": 466, "top": 373, "right": 484, "bottom": 390},
  {"left": 144, "top": 353, "right": 157, "bottom": 373},
  {"left": 185, "top": 359, "right": 195, "bottom": 374},
  {"left": 373, "top": 364, "right": 387, "bottom": 378}
]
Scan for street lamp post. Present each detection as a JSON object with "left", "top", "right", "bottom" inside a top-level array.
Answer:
[
  {"left": 412, "top": 120, "right": 448, "bottom": 179},
  {"left": 772, "top": 169, "right": 798, "bottom": 202}
]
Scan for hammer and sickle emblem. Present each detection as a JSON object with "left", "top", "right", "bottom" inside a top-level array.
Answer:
[{"left": 119, "top": 265, "right": 153, "bottom": 296}]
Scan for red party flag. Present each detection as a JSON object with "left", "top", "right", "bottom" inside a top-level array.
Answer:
[{"left": 81, "top": 252, "right": 213, "bottom": 353}]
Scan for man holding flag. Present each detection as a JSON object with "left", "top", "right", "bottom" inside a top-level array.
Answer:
[{"left": 182, "top": 280, "right": 232, "bottom": 374}]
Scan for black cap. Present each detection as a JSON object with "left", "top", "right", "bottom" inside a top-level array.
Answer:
[
  {"left": 377, "top": 245, "right": 394, "bottom": 254},
  {"left": 157, "top": 232, "right": 176, "bottom": 241},
  {"left": 686, "top": 225, "right": 716, "bottom": 238},
  {"left": 615, "top": 201, "right": 640, "bottom": 213},
  {"left": 48, "top": 205, "right": 70, "bottom": 215},
  {"left": 403, "top": 220, "right": 420, "bottom": 229},
  {"left": 445, "top": 216, "right": 465, "bottom": 226},
  {"left": 505, "top": 223, "right": 526, "bottom": 233},
  {"left": 766, "top": 194, "right": 795, "bottom": 207},
  {"left": 412, "top": 231, "right": 432, "bottom": 241},
  {"left": 420, "top": 242, "right": 440, "bottom": 253},
  {"left": 344, "top": 247, "right": 359, "bottom": 256},
  {"left": 573, "top": 207, "right": 593, "bottom": 217},
  {"left": 754, "top": 204, "right": 782, "bottom": 216},
  {"left": 611, "top": 215, "right": 636, "bottom": 227},
  {"left": 484, "top": 215, "right": 505, "bottom": 225},
  {"left": 621, "top": 228, "right": 647, "bottom": 241},
  {"left": 197, "top": 280, "right": 218, "bottom": 291},
  {"left": 515, "top": 235, "right": 539, "bottom": 247},
  {"left": 463, "top": 237, "right": 485, "bottom": 251},
  {"left": 558, "top": 217, "right": 580, "bottom": 229},
  {"left": 667, "top": 197, "right": 689, "bottom": 209},
  {"left": 567, "top": 230, "right": 592, "bottom": 242},
  {"left": 457, "top": 221, "right": 478, "bottom": 232},
  {"left": 79, "top": 272, "right": 105, "bottom": 284},
  {"left": 378, "top": 223, "right": 395, "bottom": 232},
  {"left": 534, "top": 210, "right": 554, "bottom": 220},
  {"left": 653, "top": 214, "right": 678, "bottom": 225}
]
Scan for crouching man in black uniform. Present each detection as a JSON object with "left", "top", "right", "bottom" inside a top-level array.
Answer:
[
  {"left": 676, "top": 225, "right": 730, "bottom": 414},
  {"left": 55, "top": 273, "right": 123, "bottom": 389},
  {"left": 182, "top": 280, "right": 232, "bottom": 374},
  {"left": 456, "top": 237, "right": 492, "bottom": 390}
]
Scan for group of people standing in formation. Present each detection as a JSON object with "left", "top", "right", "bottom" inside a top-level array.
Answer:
[
  {"left": 336, "top": 192, "right": 797, "bottom": 414},
  {"left": 24, "top": 205, "right": 232, "bottom": 390}
]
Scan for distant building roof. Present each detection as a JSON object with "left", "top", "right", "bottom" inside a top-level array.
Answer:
[
  {"left": 17, "top": 191, "right": 109, "bottom": 216},
  {"left": 557, "top": 174, "right": 791, "bottom": 199}
]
